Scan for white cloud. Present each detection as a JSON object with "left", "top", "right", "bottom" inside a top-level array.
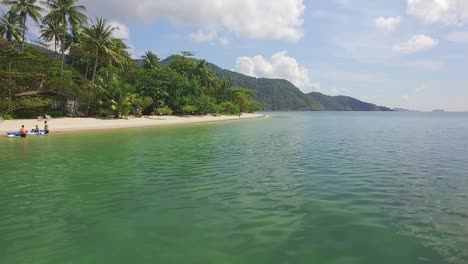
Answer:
[
  {"left": 109, "top": 20, "right": 130, "bottom": 40},
  {"left": 375, "top": 16, "right": 401, "bottom": 31},
  {"left": 86, "top": 0, "right": 305, "bottom": 42},
  {"left": 235, "top": 51, "right": 320, "bottom": 93},
  {"left": 446, "top": 31, "right": 468, "bottom": 43},
  {"left": 392, "top": 35, "right": 439, "bottom": 54},
  {"left": 109, "top": 20, "right": 136, "bottom": 58},
  {"left": 402, "top": 95, "right": 410, "bottom": 101},
  {"left": 407, "top": 0, "right": 468, "bottom": 25}
]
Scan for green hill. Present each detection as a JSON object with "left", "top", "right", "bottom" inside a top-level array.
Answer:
[{"left": 208, "top": 63, "right": 392, "bottom": 111}]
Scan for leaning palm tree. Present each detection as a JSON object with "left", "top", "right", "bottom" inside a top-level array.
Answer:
[
  {"left": 141, "top": 51, "right": 160, "bottom": 70},
  {"left": 0, "top": 10, "right": 22, "bottom": 42},
  {"left": 43, "top": 0, "right": 87, "bottom": 88},
  {"left": 2, "top": 0, "right": 44, "bottom": 50}
]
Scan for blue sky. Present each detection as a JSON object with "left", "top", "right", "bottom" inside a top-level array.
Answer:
[{"left": 4, "top": 0, "right": 468, "bottom": 111}]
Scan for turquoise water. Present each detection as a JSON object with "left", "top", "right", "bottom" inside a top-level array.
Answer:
[{"left": 1, "top": 112, "right": 468, "bottom": 264}]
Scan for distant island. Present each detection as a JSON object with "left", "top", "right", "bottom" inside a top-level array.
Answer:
[
  {"left": 432, "top": 109, "right": 446, "bottom": 113},
  {"left": 393, "top": 108, "right": 420, "bottom": 112}
]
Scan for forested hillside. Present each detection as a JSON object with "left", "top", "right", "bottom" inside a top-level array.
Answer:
[{"left": 209, "top": 64, "right": 392, "bottom": 111}]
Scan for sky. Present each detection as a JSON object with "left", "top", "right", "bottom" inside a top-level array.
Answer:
[{"left": 3, "top": 0, "right": 468, "bottom": 111}]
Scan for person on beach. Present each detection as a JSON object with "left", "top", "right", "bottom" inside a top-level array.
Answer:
[
  {"left": 20, "top": 125, "right": 27, "bottom": 138},
  {"left": 44, "top": 121, "right": 49, "bottom": 135},
  {"left": 34, "top": 125, "right": 40, "bottom": 132}
]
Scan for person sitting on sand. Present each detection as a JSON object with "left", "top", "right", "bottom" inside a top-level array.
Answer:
[
  {"left": 20, "top": 125, "right": 27, "bottom": 138},
  {"left": 44, "top": 121, "right": 49, "bottom": 135},
  {"left": 34, "top": 125, "right": 40, "bottom": 133}
]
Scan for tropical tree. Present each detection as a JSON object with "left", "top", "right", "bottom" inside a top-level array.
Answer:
[
  {"left": 96, "top": 67, "right": 152, "bottom": 118},
  {"left": 141, "top": 51, "right": 160, "bottom": 70},
  {"left": 105, "top": 38, "right": 131, "bottom": 68},
  {"left": 81, "top": 17, "right": 129, "bottom": 114},
  {"left": 2, "top": 0, "right": 44, "bottom": 50},
  {"left": 230, "top": 88, "right": 261, "bottom": 113},
  {"left": 81, "top": 17, "right": 125, "bottom": 86},
  {"left": 68, "top": 31, "right": 91, "bottom": 77},
  {"left": 181, "top": 50, "right": 194, "bottom": 57},
  {"left": 39, "top": 19, "right": 61, "bottom": 54},
  {"left": 196, "top": 59, "right": 216, "bottom": 92},
  {"left": 216, "top": 77, "right": 233, "bottom": 102},
  {"left": 0, "top": 11, "right": 22, "bottom": 42},
  {"left": 43, "top": 0, "right": 87, "bottom": 88}
]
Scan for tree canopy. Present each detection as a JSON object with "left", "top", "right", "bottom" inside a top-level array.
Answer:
[{"left": 0, "top": 0, "right": 261, "bottom": 119}]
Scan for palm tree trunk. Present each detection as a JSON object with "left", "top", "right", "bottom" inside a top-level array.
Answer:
[
  {"left": 84, "top": 58, "right": 89, "bottom": 80},
  {"left": 91, "top": 50, "right": 99, "bottom": 85},
  {"left": 60, "top": 26, "right": 66, "bottom": 93},
  {"left": 21, "top": 15, "right": 26, "bottom": 51},
  {"left": 87, "top": 50, "right": 99, "bottom": 115}
]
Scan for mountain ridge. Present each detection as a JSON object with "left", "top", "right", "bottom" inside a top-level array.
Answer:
[{"left": 207, "top": 63, "right": 392, "bottom": 111}]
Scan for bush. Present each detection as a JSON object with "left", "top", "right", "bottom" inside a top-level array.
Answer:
[
  {"left": 181, "top": 105, "right": 198, "bottom": 115},
  {"left": 190, "top": 95, "right": 218, "bottom": 115},
  {"left": 212, "top": 104, "right": 222, "bottom": 114},
  {"left": 0, "top": 113, "right": 13, "bottom": 120},
  {"left": 13, "top": 108, "right": 39, "bottom": 119},
  {"left": 219, "top": 102, "right": 240, "bottom": 115},
  {"left": 154, "top": 106, "right": 173, "bottom": 116}
]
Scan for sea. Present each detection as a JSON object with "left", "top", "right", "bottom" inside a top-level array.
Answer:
[{"left": 1, "top": 112, "right": 467, "bottom": 264}]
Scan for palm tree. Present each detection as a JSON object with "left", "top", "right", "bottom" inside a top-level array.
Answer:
[
  {"left": 43, "top": 0, "right": 87, "bottom": 88},
  {"left": 2, "top": 0, "right": 44, "bottom": 50},
  {"left": 39, "top": 19, "right": 61, "bottom": 54},
  {"left": 81, "top": 17, "right": 125, "bottom": 86},
  {"left": 81, "top": 17, "right": 125, "bottom": 114},
  {"left": 217, "top": 77, "right": 233, "bottom": 102},
  {"left": 106, "top": 38, "right": 131, "bottom": 68},
  {"left": 0, "top": 10, "right": 22, "bottom": 42},
  {"left": 196, "top": 59, "right": 216, "bottom": 93},
  {"left": 141, "top": 51, "right": 160, "bottom": 70}
]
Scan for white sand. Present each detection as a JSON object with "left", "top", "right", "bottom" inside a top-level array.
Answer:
[{"left": 0, "top": 114, "right": 266, "bottom": 136}]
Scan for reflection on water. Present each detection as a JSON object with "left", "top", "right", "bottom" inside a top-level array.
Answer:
[{"left": 1, "top": 112, "right": 467, "bottom": 263}]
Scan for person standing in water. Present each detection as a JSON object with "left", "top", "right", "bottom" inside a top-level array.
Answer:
[
  {"left": 44, "top": 121, "right": 49, "bottom": 135},
  {"left": 20, "top": 125, "right": 27, "bottom": 138}
]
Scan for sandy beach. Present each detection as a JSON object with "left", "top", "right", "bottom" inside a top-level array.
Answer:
[{"left": 0, "top": 114, "right": 266, "bottom": 136}]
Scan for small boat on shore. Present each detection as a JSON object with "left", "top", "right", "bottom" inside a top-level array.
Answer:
[{"left": 6, "top": 131, "right": 47, "bottom": 137}]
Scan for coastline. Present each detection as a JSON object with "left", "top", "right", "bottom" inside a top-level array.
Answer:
[{"left": 0, "top": 114, "right": 267, "bottom": 137}]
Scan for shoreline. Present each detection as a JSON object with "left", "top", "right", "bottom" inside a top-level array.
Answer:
[{"left": 0, "top": 114, "right": 267, "bottom": 137}]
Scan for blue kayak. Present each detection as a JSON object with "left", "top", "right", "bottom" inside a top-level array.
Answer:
[{"left": 6, "top": 130, "right": 47, "bottom": 137}]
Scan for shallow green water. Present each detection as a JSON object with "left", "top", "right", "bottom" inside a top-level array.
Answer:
[{"left": 1, "top": 112, "right": 468, "bottom": 264}]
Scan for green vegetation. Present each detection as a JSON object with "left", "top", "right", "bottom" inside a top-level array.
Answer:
[
  {"left": 209, "top": 64, "right": 392, "bottom": 111},
  {"left": 0, "top": 0, "right": 389, "bottom": 118},
  {"left": 0, "top": 0, "right": 260, "bottom": 119}
]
